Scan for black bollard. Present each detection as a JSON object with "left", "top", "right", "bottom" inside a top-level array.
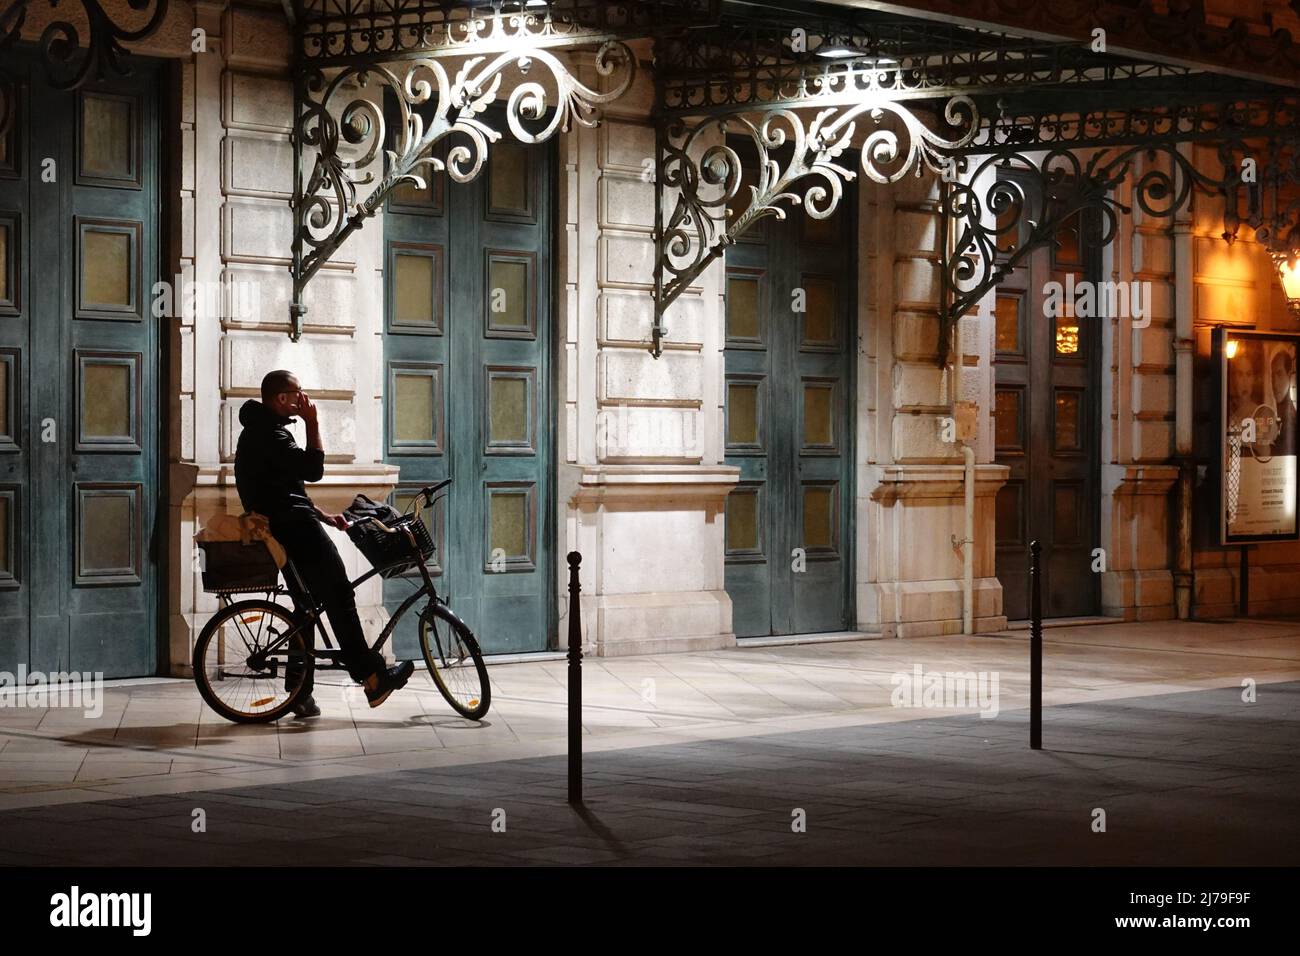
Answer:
[
  {"left": 566, "top": 551, "right": 583, "bottom": 804},
  {"left": 1029, "top": 539, "right": 1042, "bottom": 750}
]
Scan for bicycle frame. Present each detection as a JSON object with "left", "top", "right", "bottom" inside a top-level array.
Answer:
[{"left": 216, "top": 487, "right": 447, "bottom": 671}]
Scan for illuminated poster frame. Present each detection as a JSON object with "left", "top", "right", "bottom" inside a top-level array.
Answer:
[{"left": 1216, "top": 328, "right": 1300, "bottom": 544}]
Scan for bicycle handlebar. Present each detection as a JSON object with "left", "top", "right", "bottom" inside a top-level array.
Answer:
[
  {"left": 351, "top": 515, "right": 399, "bottom": 534},
  {"left": 421, "top": 478, "right": 452, "bottom": 500}
]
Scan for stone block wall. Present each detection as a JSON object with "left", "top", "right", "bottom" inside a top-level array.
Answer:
[
  {"left": 1098, "top": 150, "right": 1179, "bottom": 621},
  {"left": 558, "top": 46, "right": 738, "bottom": 655},
  {"left": 147, "top": 3, "right": 399, "bottom": 674},
  {"left": 858, "top": 171, "right": 1007, "bottom": 637}
]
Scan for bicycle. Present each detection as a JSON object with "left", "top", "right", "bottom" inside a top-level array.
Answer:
[{"left": 192, "top": 478, "right": 491, "bottom": 724}]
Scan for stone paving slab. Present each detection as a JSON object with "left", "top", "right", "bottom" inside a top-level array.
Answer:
[
  {"left": 0, "top": 679, "right": 1295, "bottom": 866},
  {"left": 3, "top": 619, "right": 1299, "bottom": 813}
]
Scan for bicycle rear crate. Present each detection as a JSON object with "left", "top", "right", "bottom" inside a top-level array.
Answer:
[
  {"left": 198, "top": 540, "right": 280, "bottom": 593},
  {"left": 348, "top": 513, "right": 435, "bottom": 578}
]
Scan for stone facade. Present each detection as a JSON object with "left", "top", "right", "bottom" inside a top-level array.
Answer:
[
  {"left": 15, "top": 0, "right": 1300, "bottom": 675},
  {"left": 557, "top": 49, "right": 738, "bottom": 656},
  {"left": 858, "top": 172, "right": 1006, "bottom": 637}
]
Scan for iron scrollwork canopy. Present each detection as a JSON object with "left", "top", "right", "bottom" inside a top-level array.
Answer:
[
  {"left": 868, "top": 0, "right": 1300, "bottom": 89},
  {"left": 648, "top": 3, "right": 1300, "bottom": 363},
  {"left": 937, "top": 143, "right": 1230, "bottom": 367},
  {"left": 936, "top": 100, "right": 1300, "bottom": 367},
  {"left": 0, "top": 0, "right": 169, "bottom": 90},
  {"left": 288, "top": 1, "right": 669, "bottom": 339},
  {"left": 652, "top": 93, "right": 979, "bottom": 357}
]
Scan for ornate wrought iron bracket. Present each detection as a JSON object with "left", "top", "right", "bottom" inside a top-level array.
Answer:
[
  {"left": 1232, "top": 141, "right": 1300, "bottom": 254},
  {"left": 935, "top": 135, "right": 1300, "bottom": 368},
  {"left": 650, "top": 95, "right": 979, "bottom": 357},
  {"left": 288, "top": 10, "right": 636, "bottom": 340},
  {"left": 0, "top": 0, "right": 168, "bottom": 90}
]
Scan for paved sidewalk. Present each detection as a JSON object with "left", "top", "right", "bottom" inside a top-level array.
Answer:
[
  {"left": 0, "top": 618, "right": 1298, "bottom": 864},
  {"left": 0, "top": 678, "right": 1294, "bottom": 866}
]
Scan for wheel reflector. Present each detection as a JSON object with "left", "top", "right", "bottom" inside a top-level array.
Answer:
[{"left": 251, "top": 697, "right": 274, "bottom": 707}]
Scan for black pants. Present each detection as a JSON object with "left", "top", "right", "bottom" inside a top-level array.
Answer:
[{"left": 273, "top": 515, "right": 385, "bottom": 691}]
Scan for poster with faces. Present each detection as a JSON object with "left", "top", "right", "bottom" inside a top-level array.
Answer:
[{"left": 1220, "top": 330, "right": 1300, "bottom": 543}]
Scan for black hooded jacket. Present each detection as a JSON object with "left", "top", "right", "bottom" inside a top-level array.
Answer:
[{"left": 234, "top": 400, "right": 325, "bottom": 536}]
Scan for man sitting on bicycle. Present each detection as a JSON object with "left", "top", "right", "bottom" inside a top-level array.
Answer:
[{"left": 234, "top": 370, "right": 414, "bottom": 716}]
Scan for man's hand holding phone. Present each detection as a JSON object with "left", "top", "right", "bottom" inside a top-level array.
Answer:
[
  {"left": 295, "top": 390, "right": 323, "bottom": 453},
  {"left": 296, "top": 391, "right": 319, "bottom": 426}
]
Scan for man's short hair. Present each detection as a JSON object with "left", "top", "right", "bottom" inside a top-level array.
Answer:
[{"left": 261, "top": 370, "right": 298, "bottom": 403}]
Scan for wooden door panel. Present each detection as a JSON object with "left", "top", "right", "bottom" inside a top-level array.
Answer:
[
  {"left": 724, "top": 146, "right": 854, "bottom": 637},
  {"left": 0, "top": 70, "right": 27, "bottom": 670},
  {"left": 993, "top": 171, "right": 1100, "bottom": 619},
  {"left": 63, "top": 71, "right": 159, "bottom": 677},
  {"left": 0, "top": 56, "right": 160, "bottom": 677},
  {"left": 383, "top": 115, "right": 552, "bottom": 656}
]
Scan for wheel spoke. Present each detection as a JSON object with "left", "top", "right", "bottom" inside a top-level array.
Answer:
[
  {"left": 197, "top": 603, "right": 304, "bottom": 722},
  {"left": 421, "top": 611, "right": 487, "bottom": 717}
]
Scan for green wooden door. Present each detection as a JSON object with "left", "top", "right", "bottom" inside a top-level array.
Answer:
[
  {"left": 383, "top": 136, "right": 553, "bottom": 656},
  {"left": 0, "top": 54, "right": 161, "bottom": 677},
  {"left": 993, "top": 170, "right": 1102, "bottom": 620},
  {"left": 723, "top": 160, "right": 855, "bottom": 637}
]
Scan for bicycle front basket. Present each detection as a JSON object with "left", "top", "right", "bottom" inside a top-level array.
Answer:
[
  {"left": 348, "top": 513, "right": 435, "bottom": 578},
  {"left": 199, "top": 540, "right": 280, "bottom": 593}
]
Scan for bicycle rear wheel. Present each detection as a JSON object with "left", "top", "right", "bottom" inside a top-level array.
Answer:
[
  {"left": 419, "top": 601, "right": 490, "bottom": 720},
  {"left": 193, "top": 600, "right": 310, "bottom": 724}
]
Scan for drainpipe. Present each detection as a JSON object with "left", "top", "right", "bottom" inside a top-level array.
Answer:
[
  {"left": 1173, "top": 143, "right": 1195, "bottom": 619},
  {"left": 962, "top": 441, "right": 975, "bottom": 634},
  {"left": 942, "top": 172, "right": 977, "bottom": 636}
]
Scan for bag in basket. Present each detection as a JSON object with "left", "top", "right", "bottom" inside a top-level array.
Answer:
[{"left": 344, "top": 494, "right": 435, "bottom": 577}]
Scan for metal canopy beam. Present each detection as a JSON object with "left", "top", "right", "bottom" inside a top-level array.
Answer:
[
  {"left": 296, "top": 0, "right": 717, "bottom": 65},
  {"left": 838, "top": 0, "right": 1300, "bottom": 89},
  {"left": 648, "top": 2, "right": 1300, "bottom": 359},
  {"left": 657, "top": 13, "right": 1204, "bottom": 114}
]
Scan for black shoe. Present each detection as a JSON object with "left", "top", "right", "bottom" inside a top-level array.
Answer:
[
  {"left": 290, "top": 694, "right": 321, "bottom": 719},
  {"left": 365, "top": 661, "right": 415, "bottom": 709}
]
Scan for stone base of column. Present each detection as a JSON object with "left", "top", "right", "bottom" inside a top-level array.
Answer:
[
  {"left": 1100, "top": 464, "right": 1179, "bottom": 623},
  {"left": 860, "top": 463, "right": 1010, "bottom": 638},
  {"left": 581, "top": 591, "right": 737, "bottom": 656},
  {"left": 565, "top": 463, "right": 740, "bottom": 657},
  {"left": 863, "top": 576, "right": 1007, "bottom": 638},
  {"left": 1101, "top": 569, "right": 1176, "bottom": 621}
]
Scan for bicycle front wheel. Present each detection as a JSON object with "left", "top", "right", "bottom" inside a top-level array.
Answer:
[
  {"left": 419, "top": 601, "right": 490, "bottom": 720},
  {"left": 193, "top": 600, "right": 310, "bottom": 724}
]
